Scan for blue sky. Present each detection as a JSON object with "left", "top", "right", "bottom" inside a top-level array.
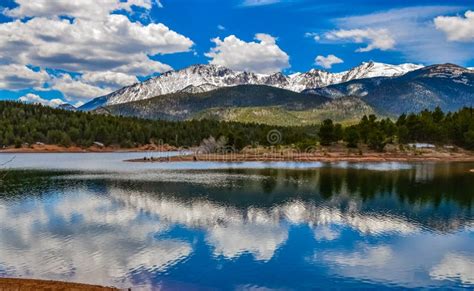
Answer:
[{"left": 0, "top": 0, "right": 473, "bottom": 106}]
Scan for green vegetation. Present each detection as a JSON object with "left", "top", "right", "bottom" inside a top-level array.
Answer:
[
  {"left": 1, "top": 101, "right": 474, "bottom": 151},
  {"left": 194, "top": 99, "right": 374, "bottom": 127},
  {"left": 337, "top": 107, "right": 474, "bottom": 151},
  {"left": 101, "top": 85, "right": 375, "bottom": 126},
  {"left": 0, "top": 101, "right": 318, "bottom": 149}
]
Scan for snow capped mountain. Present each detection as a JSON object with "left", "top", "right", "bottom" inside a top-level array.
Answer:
[
  {"left": 80, "top": 62, "right": 424, "bottom": 110},
  {"left": 305, "top": 64, "right": 474, "bottom": 115},
  {"left": 412, "top": 63, "right": 471, "bottom": 78},
  {"left": 340, "top": 62, "right": 423, "bottom": 82}
]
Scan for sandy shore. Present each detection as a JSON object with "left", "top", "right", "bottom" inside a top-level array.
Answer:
[
  {"left": 0, "top": 143, "right": 178, "bottom": 153},
  {"left": 127, "top": 151, "right": 474, "bottom": 163},
  {"left": 0, "top": 278, "right": 118, "bottom": 290}
]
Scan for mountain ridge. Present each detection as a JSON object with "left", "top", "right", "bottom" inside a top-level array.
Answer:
[
  {"left": 96, "top": 84, "right": 377, "bottom": 126},
  {"left": 306, "top": 63, "right": 474, "bottom": 115},
  {"left": 80, "top": 61, "right": 423, "bottom": 110}
]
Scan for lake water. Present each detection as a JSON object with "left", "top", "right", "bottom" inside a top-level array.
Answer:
[{"left": 0, "top": 153, "right": 473, "bottom": 290}]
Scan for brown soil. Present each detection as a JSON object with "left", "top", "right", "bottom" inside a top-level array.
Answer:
[
  {"left": 0, "top": 278, "right": 118, "bottom": 290},
  {"left": 0, "top": 143, "right": 178, "bottom": 153}
]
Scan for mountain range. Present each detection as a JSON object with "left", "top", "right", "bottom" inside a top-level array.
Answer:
[
  {"left": 306, "top": 64, "right": 474, "bottom": 115},
  {"left": 79, "top": 62, "right": 423, "bottom": 110},
  {"left": 78, "top": 62, "right": 474, "bottom": 126}
]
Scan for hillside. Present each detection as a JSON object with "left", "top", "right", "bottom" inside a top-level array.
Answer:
[
  {"left": 193, "top": 97, "right": 375, "bottom": 126},
  {"left": 98, "top": 85, "right": 375, "bottom": 125},
  {"left": 306, "top": 64, "right": 474, "bottom": 115}
]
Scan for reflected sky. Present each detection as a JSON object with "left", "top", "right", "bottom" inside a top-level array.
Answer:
[{"left": 0, "top": 155, "right": 473, "bottom": 289}]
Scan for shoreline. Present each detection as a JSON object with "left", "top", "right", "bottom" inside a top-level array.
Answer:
[
  {"left": 126, "top": 152, "right": 474, "bottom": 163},
  {"left": 0, "top": 278, "right": 117, "bottom": 290},
  {"left": 0, "top": 143, "right": 179, "bottom": 153}
]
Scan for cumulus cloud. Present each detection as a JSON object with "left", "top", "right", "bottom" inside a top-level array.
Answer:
[
  {"left": 0, "top": 64, "right": 50, "bottom": 90},
  {"left": 18, "top": 93, "right": 65, "bottom": 107},
  {"left": 315, "top": 54, "right": 344, "bottom": 69},
  {"left": 81, "top": 72, "right": 138, "bottom": 89},
  {"left": 4, "top": 0, "right": 158, "bottom": 20},
  {"left": 50, "top": 74, "right": 113, "bottom": 101},
  {"left": 325, "top": 28, "right": 395, "bottom": 52},
  {"left": 435, "top": 10, "right": 474, "bottom": 42},
  {"left": 0, "top": 0, "right": 193, "bottom": 102},
  {"left": 0, "top": 15, "right": 193, "bottom": 74},
  {"left": 205, "top": 33, "right": 290, "bottom": 74}
]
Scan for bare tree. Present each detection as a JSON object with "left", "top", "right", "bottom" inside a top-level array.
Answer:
[{"left": 197, "top": 136, "right": 228, "bottom": 154}]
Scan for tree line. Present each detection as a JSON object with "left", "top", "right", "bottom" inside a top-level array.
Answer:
[
  {"left": 319, "top": 107, "right": 474, "bottom": 150},
  {"left": 1, "top": 101, "right": 474, "bottom": 151},
  {"left": 0, "top": 101, "right": 317, "bottom": 149}
]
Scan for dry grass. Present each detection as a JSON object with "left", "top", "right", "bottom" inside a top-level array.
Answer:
[{"left": 0, "top": 278, "right": 118, "bottom": 291}]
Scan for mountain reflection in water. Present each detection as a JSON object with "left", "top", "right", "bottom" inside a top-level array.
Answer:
[{"left": 0, "top": 162, "right": 473, "bottom": 289}]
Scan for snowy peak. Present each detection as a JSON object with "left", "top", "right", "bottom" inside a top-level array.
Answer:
[
  {"left": 80, "top": 62, "right": 425, "bottom": 110},
  {"left": 413, "top": 63, "right": 471, "bottom": 78},
  {"left": 57, "top": 103, "right": 77, "bottom": 111},
  {"left": 341, "top": 62, "right": 424, "bottom": 82}
]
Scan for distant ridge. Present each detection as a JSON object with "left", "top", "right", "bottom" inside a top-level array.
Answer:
[{"left": 306, "top": 64, "right": 474, "bottom": 115}]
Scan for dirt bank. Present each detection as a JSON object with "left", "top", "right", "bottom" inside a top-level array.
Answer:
[
  {"left": 0, "top": 278, "right": 118, "bottom": 290},
  {"left": 0, "top": 143, "right": 178, "bottom": 153}
]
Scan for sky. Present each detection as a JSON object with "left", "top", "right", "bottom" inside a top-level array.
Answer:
[{"left": 0, "top": 0, "right": 473, "bottom": 107}]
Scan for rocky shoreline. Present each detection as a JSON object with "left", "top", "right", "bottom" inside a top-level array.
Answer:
[{"left": 127, "top": 151, "right": 474, "bottom": 163}]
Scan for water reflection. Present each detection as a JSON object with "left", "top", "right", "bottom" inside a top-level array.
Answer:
[{"left": 0, "top": 162, "right": 473, "bottom": 289}]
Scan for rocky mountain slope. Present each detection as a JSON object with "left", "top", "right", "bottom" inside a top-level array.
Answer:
[
  {"left": 305, "top": 64, "right": 474, "bottom": 115},
  {"left": 80, "top": 62, "right": 422, "bottom": 110},
  {"left": 57, "top": 103, "right": 77, "bottom": 111},
  {"left": 96, "top": 85, "right": 375, "bottom": 125}
]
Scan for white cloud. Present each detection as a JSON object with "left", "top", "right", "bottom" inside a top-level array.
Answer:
[
  {"left": 0, "top": 0, "right": 193, "bottom": 102},
  {"left": 435, "top": 10, "right": 474, "bottom": 42},
  {"left": 325, "top": 28, "right": 395, "bottom": 52},
  {"left": 330, "top": 6, "right": 473, "bottom": 64},
  {"left": 114, "top": 55, "right": 172, "bottom": 76},
  {"left": 217, "top": 24, "right": 226, "bottom": 31},
  {"left": 205, "top": 33, "right": 290, "bottom": 74},
  {"left": 18, "top": 93, "right": 65, "bottom": 107},
  {"left": 315, "top": 54, "right": 344, "bottom": 69},
  {"left": 305, "top": 32, "right": 320, "bottom": 41},
  {"left": 81, "top": 71, "right": 138, "bottom": 89},
  {"left": 50, "top": 74, "right": 112, "bottom": 101},
  {"left": 242, "top": 0, "right": 281, "bottom": 6},
  {"left": 0, "top": 15, "right": 193, "bottom": 74},
  {"left": 49, "top": 71, "right": 141, "bottom": 101},
  {"left": 0, "top": 64, "right": 50, "bottom": 90},
  {"left": 4, "top": 0, "right": 158, "bottom": 20}
]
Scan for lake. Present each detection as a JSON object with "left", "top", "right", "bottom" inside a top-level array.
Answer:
[{"left": 0, "top": 153, "right": 473, "bottom": 289}]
